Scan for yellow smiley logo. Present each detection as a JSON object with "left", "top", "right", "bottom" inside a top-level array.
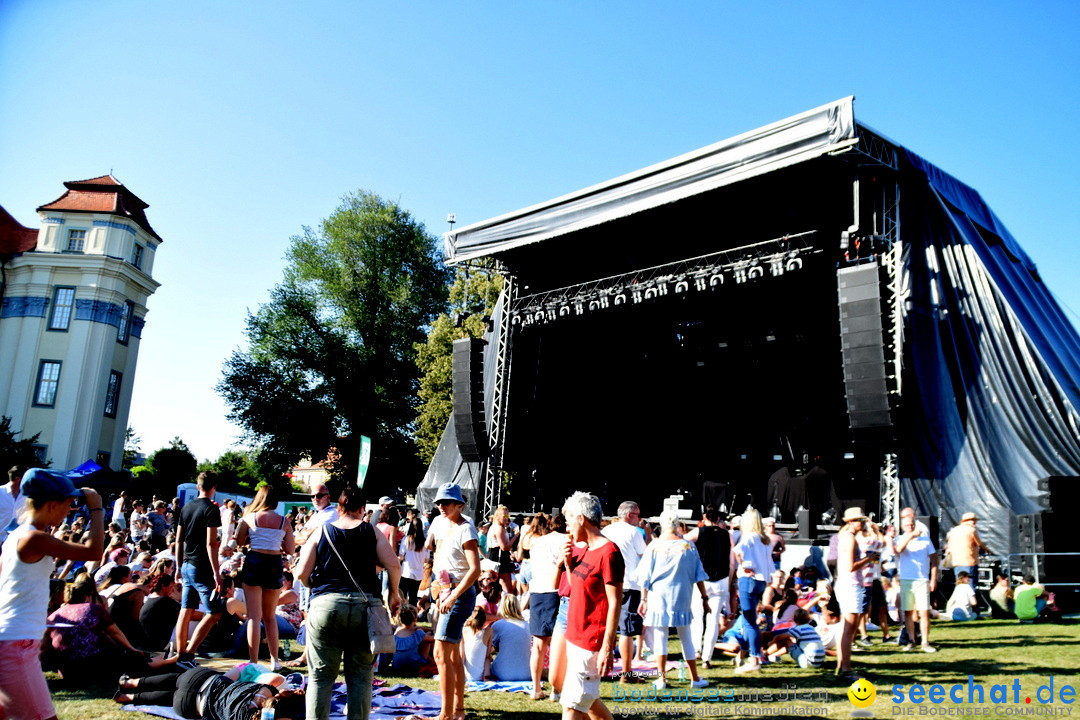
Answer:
[{"left": 848, "top": 678, "right": 876, "bottom": 709}]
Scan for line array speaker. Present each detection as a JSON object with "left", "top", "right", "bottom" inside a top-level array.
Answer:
[
  {"left": 1015, "top": 513, "right": 1046, "bottom": 580},
  {"left": 838, "top": 263, "right": 892, "bottom": 429},
  {"left": 452, "top": 337, "right": 489, "bottom": 462}
]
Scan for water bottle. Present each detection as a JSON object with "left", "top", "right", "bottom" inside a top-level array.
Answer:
[
  {"left": 260, "top": 708, "right": 275, "bottom": 720},
  {"left": 283, "top": 639, "right": 291, "bottom": 659},
  {"left": 677, "top": 660, "right": 685, "bottom": 681}
]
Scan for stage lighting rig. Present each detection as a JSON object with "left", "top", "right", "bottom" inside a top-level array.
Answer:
[{"left": 510, "top": 230, "right": 821, "bottom": 327}]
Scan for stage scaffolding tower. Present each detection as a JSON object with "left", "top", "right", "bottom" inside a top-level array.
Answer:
[
  {"left": 482, "top": 272, "right": 516, "bottom": 520},
  {"left": 842, "top": 127, "right": 904, "bottom": 527}
]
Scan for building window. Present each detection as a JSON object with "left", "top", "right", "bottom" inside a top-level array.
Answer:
[
  {"left": 117, "top": 301, "right": 135, "bottom": 343},
  {"left": 33, "top": 360, "right": 62, "bottom": 407},
  {"left": 65, "top": 229, "right": 87, "bottom": 252},
  {"left": 104, "top": 370, "right": 122, "bottom": 418},
  {"left": 132, "top": 243, "right": 144, "bottom": 269},
  {"left": 96, "top": 451, "right": 112, "bottom": 468},
  {"left": 48, "top": 287, "right": 76, "bottom": 331},
  {"left": 32, "top": 444, "right": 49, "bottom": 464}
]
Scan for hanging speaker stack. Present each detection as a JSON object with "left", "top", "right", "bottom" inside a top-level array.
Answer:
[
  {"left": 452, "top": 337, "right": 489, "bottom": 462},
  {"left": 838, "top": 262, "right": 893, "bottom": 429}
]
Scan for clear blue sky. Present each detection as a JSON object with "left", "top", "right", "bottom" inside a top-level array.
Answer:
[{"left": 2, "top": 1, "right": 1078, "bottom": 464}]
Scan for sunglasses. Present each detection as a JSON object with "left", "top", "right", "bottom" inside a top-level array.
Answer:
[
  {"left": 434, "top": 499, "right": 457, "bottom": 506},
  {"left": 310, "top": 492, "right": 329, "bottom": 499}
]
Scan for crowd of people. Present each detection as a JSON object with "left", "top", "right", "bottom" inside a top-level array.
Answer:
[{"left": 0, "top": 462, "right": 1064, "bottom": 720}]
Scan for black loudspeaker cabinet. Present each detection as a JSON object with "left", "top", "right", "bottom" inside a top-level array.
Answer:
[
  {"left": 837, "top": 263, "right": 892, "bottom": 429},
  {"left": 1015, "top": 513, "right": 1046, "bottom": 581},
  {"left": 452, "top": 338, "right": 489, "bottom": 462},
  {"left": 796, "top": 508, "right": 816, "bottom": 540}
]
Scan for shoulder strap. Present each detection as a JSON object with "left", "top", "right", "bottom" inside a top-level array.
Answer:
[{"left": 322, "top": 525, "right": 372, "bottom": 602}]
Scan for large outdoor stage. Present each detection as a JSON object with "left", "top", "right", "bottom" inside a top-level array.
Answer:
[
  {"left": 418, "top": 97, "right": 1080, "bottom": 566},
  {"left": 503, "top": 235, "right": 878, "bottom": 518}
]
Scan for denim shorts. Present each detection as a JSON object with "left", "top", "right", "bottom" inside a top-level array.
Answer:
[
  {"left": 554, "top": 595, "right": 570, "bottom": 634},
  {"left": 180, "top": 562, "right": 224, "bottom": 612},
  {"left": 435, "top": 585, "right": 477, "bottom": 643},
  {"left": 240, "top": 551, "right": 284, "bottom": 590},
  {"left": 618, "top": 589, "right": 643, "bottom": 637}
]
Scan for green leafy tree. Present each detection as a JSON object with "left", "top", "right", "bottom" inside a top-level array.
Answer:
[
  {"left": 130, "top": 465, "right": 153, "bottom": 481},
  {"left": 218, "top": 190, "right": 450, "bottom": 491},
  {"left": 146, "top": 437, "right": 198, "bottom": 494},
  {"left": 122, "top": 426, "right": 141, "bottom": 469},
  {"left": 414, "top": 263, "right": 504, "bottom": 464},
  {"left": 198, "top": 449, "right": 266, "bottom": 494},
  {"left": 0, "top": 415, "right": 49, "bottom": 470}
]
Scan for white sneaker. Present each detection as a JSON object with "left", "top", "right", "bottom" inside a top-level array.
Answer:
[
  {"left": 691, "top": 678, "right": 709, "bottom": 688},
  {"left": 865, "top": 622, "right": 880, "bottom": 631},
  {"left": 653, "top": 678, "right": 667, "bottom": 690},
  {"left": 734, "top": 660, "right": 761, "bottom": 674},
  {"left": 922, "top": 644, "right": 937, "bottom": 653}
]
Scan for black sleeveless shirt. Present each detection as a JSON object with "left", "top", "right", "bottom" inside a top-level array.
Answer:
[
  {"left": 695, "top": 525, "right": 732, "bottom": 582},
  {"left": 309, "top": 521, "right": 381, "bottom": 598}
]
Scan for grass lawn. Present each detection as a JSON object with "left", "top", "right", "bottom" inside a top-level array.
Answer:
[{"left": 50, "top": 618, "right": 1079, "bottom": 719}]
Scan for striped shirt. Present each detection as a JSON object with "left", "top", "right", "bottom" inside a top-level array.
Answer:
[{"left": 788, "top": 623, "right": 825, "bottom": 667}]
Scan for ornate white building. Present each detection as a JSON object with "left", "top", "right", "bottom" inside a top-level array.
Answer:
[{"left": 0, "top": 175, "right": 162, "bottom": 470}]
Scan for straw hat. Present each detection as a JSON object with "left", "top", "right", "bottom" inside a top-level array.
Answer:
[{"left": 841, "top": 507, "right": 868, "bottom": 523}]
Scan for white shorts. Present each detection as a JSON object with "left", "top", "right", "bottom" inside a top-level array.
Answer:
[
  {"left": 900, "top": 578, "right": 930, "bottom": 612},
  {"left": 835, "top": 581, "right": 865, "bottom": 615},
  {"left": 561, "top": 640, "right": 601, "bottom": 713}
]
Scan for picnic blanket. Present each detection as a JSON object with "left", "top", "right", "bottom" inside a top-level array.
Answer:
[
  {"left": 466, "top": 680, "right": 534, "bottom": 693},
  {"left": 123, "top": 681, "right": 442, "bottom": 720},
  {"left": 465, "top": 659, "right": 657, "bottom": 693}
]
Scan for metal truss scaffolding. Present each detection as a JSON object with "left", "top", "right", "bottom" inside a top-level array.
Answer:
[
  {"left": 482, "top": 273, "right": 516, "bottom": 520},
  {"left": 510, "top": 231, "right": 820, "bottom": 327},
  {"left": 880, "top": 452, "right": 900, "bottom": 528}
]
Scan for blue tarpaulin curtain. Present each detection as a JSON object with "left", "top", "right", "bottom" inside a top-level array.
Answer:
[{"left": 900, "top": 151, "right": 1080, "bottom": 553}]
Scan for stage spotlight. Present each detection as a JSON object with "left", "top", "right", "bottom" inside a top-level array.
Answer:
[{"left": 843, "top": 452, "right": 855, "bottom": 460}]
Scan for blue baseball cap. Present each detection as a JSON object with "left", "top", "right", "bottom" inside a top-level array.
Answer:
[
  {"left": 433, "top": 482, "right": 465, "bottom": 505},
  {"left": 20, "top": 468, "right": 83, "bottom": 502}
]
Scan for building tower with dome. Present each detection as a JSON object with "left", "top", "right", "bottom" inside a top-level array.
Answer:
[{"left": 0, "top": 175, "right": 162, "bottom": 470}]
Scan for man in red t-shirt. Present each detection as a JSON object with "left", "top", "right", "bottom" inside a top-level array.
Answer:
[{"left": 560, "top": 491, "right": 624, "bottom": 720}]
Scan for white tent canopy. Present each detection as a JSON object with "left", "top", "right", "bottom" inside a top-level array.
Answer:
[{"left": 444, "top": 97, "right": 858, "bottom": 264}]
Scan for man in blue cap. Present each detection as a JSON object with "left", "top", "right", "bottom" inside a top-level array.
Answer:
[{"left": 0, "top": 468, "right": 105, "bottom": 718}]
